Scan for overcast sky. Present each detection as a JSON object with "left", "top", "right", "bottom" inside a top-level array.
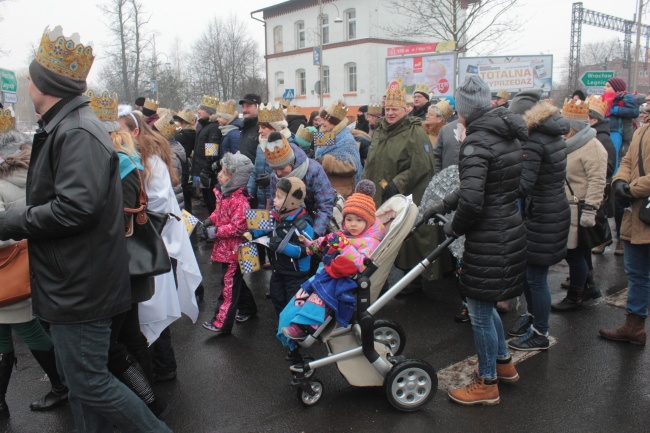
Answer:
[{"left": 0, "top": 0, "right": 645, "bottom": 84}]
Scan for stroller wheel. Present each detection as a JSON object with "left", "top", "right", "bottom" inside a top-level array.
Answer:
[
  {"left": 297, "top": 379, "right": 324, "bottom": 407},
  {"left": 373, "top": 320, "right": 406, "bottom": 355},
  {"left": 384, "top": 359, "right": 437, "bottom": 412}
]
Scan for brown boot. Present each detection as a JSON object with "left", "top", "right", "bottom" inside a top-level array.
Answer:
[
  {"left": 472, "top": 357, "right": 519, "bottom": 383},
  {"left": 448, "top": 375, "right": 500, "bottom": 406},
  {"left": 614, "top": 241, "right": 624, "bottom": 256},
  {"left": 599, "top": 313, "right": 647, "bottom": 345},
  {"left": 591, "top": 239, "right": 612, "bottom": 254}
]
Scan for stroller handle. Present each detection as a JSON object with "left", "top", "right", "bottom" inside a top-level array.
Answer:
[{"left": 411, "top": 210, "right": 449, "bottom": 234}]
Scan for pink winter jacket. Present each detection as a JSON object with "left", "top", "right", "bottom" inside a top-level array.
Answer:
[
  {"left": 209, "top": 187, "right": 250, "bottom": 263},
  {"left": 312, "top": 220, "right": 386, "bottom": 271}
]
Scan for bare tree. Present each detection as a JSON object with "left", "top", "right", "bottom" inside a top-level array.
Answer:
[
  {"left": 383, "top": 0, "right": 523, "bottom": 55},
  {"left": 580, "top": 38, "right": 624, "bottom": 69}
]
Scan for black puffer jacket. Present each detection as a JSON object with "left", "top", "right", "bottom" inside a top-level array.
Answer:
[
  {"left": 192, "top": 117, "right": 222, "bottom": 188},
  {"left": 286, "top": 114, "right": 308, "bottom": 135},
  {"left": 239, "top": 116, "right": 259, "bottom": 163},
  {"left": 518, "top": 102, "right": 570, "bottom": 267},
  {"left": 450, "top": 106, "right": 528, "bottom": 301},
  {"left": 591, "top": 118, "right": 616, "bottom": 179}
]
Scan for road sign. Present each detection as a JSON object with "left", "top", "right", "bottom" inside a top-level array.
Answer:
[
  {"left": 2, "top": 92, "right": 17, "bottom": 104},
  {"left": 0, "top": 69, "right": 17, "bottom": 93},
  {"left": 580, "top": 71, "right": 614, "bottom": 87},
  {"left": 283, "top": 89, "right": 295, "bottom": 101},
  {"left": 585, "top": 87, "right": 602, "bottom": 96},
  {"left": 313, "top": 47, "right": 321, "bottom": 66}
]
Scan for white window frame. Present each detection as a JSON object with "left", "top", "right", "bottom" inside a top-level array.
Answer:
[
  {"left": 321, "top": 15, "right": 329, "bottom": 44},
  {"left": 296, "top": 69, "right": 307, "bottom": 96},
  {"left": 345, "top": 9, "right": 356, "bottom": 40},
  {"left": 273, "top": 26, "right": 283, "bottom": 53},
  {"left": 345, "top": 63, "right": 357, "bottom": 92},
  {"left": 296, "top": 21, "right": 305, "bottom": 49},
  {"left": 323, "top": 66, "right": 330, "bottom": 94}
]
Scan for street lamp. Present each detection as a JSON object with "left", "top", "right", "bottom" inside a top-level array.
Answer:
[{"left": 318, "top": 0, "right": 343, "bottom": 108}]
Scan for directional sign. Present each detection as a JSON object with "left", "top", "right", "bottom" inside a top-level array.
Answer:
[
  {"left": 580, "top": 71, "right": 614, "bottom": 87},
  {"left": 0, "top": 69, "right": 17, "bottom": 93},
  {"left": 2, "top": 92, "right": 17, "bottom": 104},
  {"left": 584, "top": 87, "right": 602, "bottom": 96},
  {"left": 283, "top": 89, "right": 295, "bottom": 101}
]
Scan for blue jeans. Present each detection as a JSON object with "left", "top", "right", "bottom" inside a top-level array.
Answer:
[
  {"left": 624, "top": 241, "right": 650, "bottom": 318},
  {"left": 466, "top": 298, "right": 510, "bottom": 380},
  {"left": 523, "top": 265, "right": 551, "bottom": 334},
  {"left": 50, "top": 319, "right": 172, "bottom": 433}
]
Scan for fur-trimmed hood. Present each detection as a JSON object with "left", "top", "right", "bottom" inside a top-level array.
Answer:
[{"left": 523, "top": 102, "right": 569, "bottom": 136}]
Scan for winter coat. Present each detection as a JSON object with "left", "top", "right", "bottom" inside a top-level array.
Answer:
[
  {"left": 145, "top": 113, "right": 159, "bottom": 127},
  {"left": 608, "top": 92, "right": 639, "bottom": 146},
  {"left": 350, "top": 130, "right": 371, "bottom": 166},
  {"left": 423, "top": 121, "right": 446, "bottom": 149},
  {"left": 286, "top": 114, "right": 308, "bottom": 135},
  {"left": 239, "top": 116, "right": 259, "bottom": 164},
  {"left": 175, "top": 128, "right": 196, "bottom": 166},
  {"left": 192, "top": 117, "right": 222, "bottom": 187},
  {"left": 170, "top": 139, "right": 186, "bottom": 210},
  {"left": 317, "top": 121, "right": 362, "bottom": 198},
  {"left": 252, "top": 208, "right": 314, "bottom": 275},
  {"left": 247, "top": 146, "right": 272, "bottom": 209},
  {"left": 208, "top": 186, "right": 250, "bottom": 263},
  {"left": 270, "top": 143, "right": 336, "bottom": 237},
  {"left": 0, "top": 167, "right": 33, "bottom": 324},
  {"left": 0, "top": 96, "right": 131, "bottom": 323},
  {"left": 592, "top": 119, "right": 616, "bottom": 178},
  {"left": 518, "top": 102, "right": 570, "bottom": 267},
  {"left": 311, "top": 219, "right": 385, "bottom": 271},
  {"left": 449, "top": 106, "right": 528, "bottom": 302},
  {"left": 564, "top": 127, "right": 608, "bottom": 249},
  {"left": 613, "top": 123, "right": 650, "bottom": 244},
  {"left": 410, "top": 101, "right": 431, "bottom": 120},
  {"left": 434, "top": 119, "right": 460, "bottom": 173},
  {"left": 218, "top": 117, "right": 242, "bottom": 158},
  {"left": 364, "top": 114, "right": 438, "bottom": 277}
]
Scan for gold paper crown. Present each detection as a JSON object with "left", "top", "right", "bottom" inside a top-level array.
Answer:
[
  {"left": 561, "top": 98, "right": 589, "bottom": 120},
  {"left": 414, "top": 82, "right": 430, "bottom": 96},
  {"left": 217, "top": 100, "right": 238, "bottom": 119},
  {"left": 367, "top": 103, "right": 383, "bottom": 116},
  {"left": 262, "top": 135, "right": 293, "bottom": 167},
  {"left": 258, "top": 103, "right": 284, "bottom": 123},
  {"left": 296, "top": 124, "right": 314, "bottom": 143},
  {"left": 144, "top": 98, "right": 158, "bottom": 111},
  {"left": 35, "top": 26, "right": 94, "bottom": 81},
  {"left": 287, "top": 104, "right": 302, "bottom": 115},
  {"left": 86, "top": 89, "right": 118, "bottom": 122},
  {"left": 385, "top": 81, "right": 406, "bottom": 109},
  {"left": 323, "top": 100, "right": 348, "bottom": 122},
  {"left": 586, "top": 95, "right": 608, "bottom": 118},
  {"left": 200, "top": 95, "right": 219, "bottom": 110},
  {"left": 433, "top": 99, "right": 453, "bottom": 120},
  {"left": 154, "top": 113, "right": 178, "bottom": 140},
  {"left": 406, "top": 96, "right": 414, "bottom": 104},
  {"left": 0, "top": 110, "right": 15, "bottom": 134},
  {"left": 496, "top": 90, "right": 511, "bottom": 99},
  {"left": 174, "top": 109, "right": 195, "bottom": 124}
]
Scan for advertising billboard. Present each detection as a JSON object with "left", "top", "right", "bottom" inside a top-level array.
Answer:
[
  {"left": 458, "top": 55, "right": 553, "bottom": 94},
  {"left": 386, "top": 52, "right": 457, "bottom": 97}
]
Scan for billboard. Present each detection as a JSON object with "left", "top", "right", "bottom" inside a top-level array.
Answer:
[
  {"left": 386, "top": 52, "right": 457, "bottom": 97},
  {"left": 458, "top": 55, "right": 553, "bottom": 94}
]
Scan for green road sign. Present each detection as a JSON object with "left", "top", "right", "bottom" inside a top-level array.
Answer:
[
  {"left": 0, "top": 69, "right": 17, "bottom": 93},
  {"left": 580, "top": 71, "right": 614, "bottom": 87}
]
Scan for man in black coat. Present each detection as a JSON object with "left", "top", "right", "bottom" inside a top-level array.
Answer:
[
  {"left": 193, "top": 99, "right": 222, "bottom": 215},
  {"left": 239, "top": 93, "right": 262, "bottom": 163},
  {"left": 410, "top": 83, "right": 431, "bottom": 120},
  {"left": 0, "top": 27, "right": 171, "bottom": 432}
]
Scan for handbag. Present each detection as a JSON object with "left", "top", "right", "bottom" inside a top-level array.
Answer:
[
  {"left": 124, "top": 164, "right": 173, "bottom": 278},
  {"left": 0, "top": 240, "right": 31, "bottom": 307},
  {"left": 636, "top": 139, "right": 650, "bottom": 225},
  {"left": 566, "top": 178, "right": 612, "bottom": 249}
]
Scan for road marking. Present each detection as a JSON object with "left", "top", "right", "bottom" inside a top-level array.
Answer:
[
  {"left": 436, "top": 337, "right": 557, "bottom": 391},
  {"left": 605, "top": 288, "right": 627, "bottom": 309}
]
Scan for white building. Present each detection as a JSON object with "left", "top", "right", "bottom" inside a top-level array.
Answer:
[{"left": 252, "top": 0, "right": 441, "bottom": 112}]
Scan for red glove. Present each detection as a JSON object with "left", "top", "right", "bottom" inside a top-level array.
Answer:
[{"left": 324, "top": 255, "right": 358, "bottom": 278}]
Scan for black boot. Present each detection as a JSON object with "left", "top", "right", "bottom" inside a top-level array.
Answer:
[
  {"left": 29, "top": 348, "right": 68, "bottom": 411},
  {"left": 120, "top": 357, "right": 171, "bottom": 420},
  {"left": 0, "top": 352, "right": 15, "bottom": 420},
  {"left": 583, "top": 274, "right": 602, "bottom": 301},
  {"left": 551, "top": 289, "right": 584, "bottom": 312}
]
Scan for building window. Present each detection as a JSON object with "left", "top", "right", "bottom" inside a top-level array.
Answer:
[
  {"left": 296, "top": 69, "right": 306, "bottom": 96},
  {"left": 296, "top": 21, "right": 305, "bottom": 49},
  {"left": 275, "top": 72, "right": 284, "bottom": 98},
  {"left": 273, "top": 26, "right": 283, "bottom": 53},
  {"left": 323, "top": 67, "right": 330, "bottom": 94},
  {"left": 321, "top": 15, "right": 329, "bottom": 44},
  {"left": 345, "top": 9, "right": 356, "bottom": 40},
  {"left": 345, "top": 63, "right": 357, "bottom": 92}
]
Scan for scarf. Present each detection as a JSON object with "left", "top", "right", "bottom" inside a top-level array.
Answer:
[
  {"left": 565, "top": 125, "right": 597, "bottom": 154},
  {"left": 219, "top": 124, "right": 238, "bottom": 136},
  {"left": 287, "top": 158, "right": 310, "bottom": 180}
]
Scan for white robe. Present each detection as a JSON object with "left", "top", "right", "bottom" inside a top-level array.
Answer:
[{"left": 138, "top": 156, "right": 202, "bottom": 344}]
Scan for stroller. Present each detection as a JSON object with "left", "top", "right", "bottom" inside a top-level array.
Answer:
[{"left": 287, "top": 194, "right": 455, "bottom": 412}]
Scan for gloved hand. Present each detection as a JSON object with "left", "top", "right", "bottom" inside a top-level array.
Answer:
[
  {"left": 612, "top": 180, "right": 633, "bottom": 206},
  {"left": 203, "top": 225, "right": 217, "bottom": 240},
  {"left": 443, "top": 220, "right": 457, "bottom": 239},
  {"left": 211, "top": 160, "right": 221, "bottom": 173},
  {"left": 580, "top": 209, "right": 597, "bottom": 227},
  {"left": 382, "top": 182, "right": 399, "bottom": 202},
  {"left": 268, "top": 236, "right": 282, "bottom": 251},
  {"left": 202, "top": 218, "right": 214, "bottom": 227},
  {"left": 610, "top": 106, "right": 620, "bottom": 115},
  {"left": 192, "top": 176, "right": 201, "bottom": 188},
  {"left": 429, "top": 201, "right": 447, "bottom": 216},
  {"left": 255, "top": 175, "right": 271, "bottom": 188},
  {"left": 326, "top": 232, "right": 349, "bottom": 250},
  {"left": 241, "top": 231, "right": 253, "bottom": 242}
]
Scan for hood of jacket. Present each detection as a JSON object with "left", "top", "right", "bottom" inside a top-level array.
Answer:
[
  {"left": 592, "top": 118, "right": 611, "bottom": 136},
  {"left": 466, "top": 106, "right": 528, "bottom": 142},
  {"left": 523, "top": 102, "right": 569, "bottom": 137},
  {"left": 377, "top": 115, "right": 423, "bottom": 136}
]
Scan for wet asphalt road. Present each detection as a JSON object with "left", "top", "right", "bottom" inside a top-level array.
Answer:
[{"left": 1, "top": 205, "right": 648, "bottom": 432}]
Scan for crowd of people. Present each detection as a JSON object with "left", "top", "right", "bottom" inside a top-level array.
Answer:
[{"left": 0, "top": 24, "right": 648, "bottom": 432}]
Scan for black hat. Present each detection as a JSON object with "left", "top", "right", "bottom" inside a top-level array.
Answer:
[
  {"left": 239, "top": 94, "right": 262, "bottom": 105},
  {"left": 135, "top": 96, "right": 145, "bottom": 106},
  {"left": 358, "top": 105, "right": 368, "bottom": 113}
]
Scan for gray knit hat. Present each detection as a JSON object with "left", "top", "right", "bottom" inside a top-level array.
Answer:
[
  {"left": 221, "top": 152, "right": 253, "bottom": 189},
  {"left": 509, "top": 88, "right": 543, "bottom": 115},
  {"left": 29, "top": 60, "right": 87, "bottom": 98},
  {"left": 455, "top": 75, "right": 492, "bottom": 118}
]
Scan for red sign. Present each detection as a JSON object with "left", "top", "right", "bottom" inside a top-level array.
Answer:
[
  {"left": 387, "top": 43, "right": 439, "bottom": 57},
  {"left": 437, "top": 78, "right": 450, "bottom": 93},
  {"left": 413, "top": 57, "right": 423, "bottom": 73}
]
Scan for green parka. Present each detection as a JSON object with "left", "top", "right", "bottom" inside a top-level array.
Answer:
[{"left": 363, "top": 115, "right": 439, "bottom": 280}]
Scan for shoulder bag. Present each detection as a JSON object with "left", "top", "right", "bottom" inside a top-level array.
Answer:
[
  {"left": 0, "top": 240, "right": 31, "bottom": 307},
  {"left": 566, "top": 178, "right": 612, "bottom": 249},
  {"left": 636, "top": 139, "right": 650, "bottom": 225}
]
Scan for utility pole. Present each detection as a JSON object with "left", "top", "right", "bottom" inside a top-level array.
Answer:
[
  {"left": 318, "top": 0, "right": 324, "bottom": 109},
  {"left": 632, "top": 0, "right": 644, "bottom": 92}
]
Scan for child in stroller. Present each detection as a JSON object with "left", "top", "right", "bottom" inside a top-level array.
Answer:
[{"left": 278, "top": 180, "right": 386, "bottom": 346}]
